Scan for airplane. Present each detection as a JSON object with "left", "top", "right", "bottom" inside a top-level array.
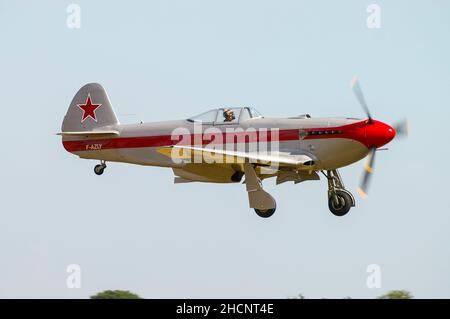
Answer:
[{"left": 58, "top": 78, "right": 407, "bottom": 218}]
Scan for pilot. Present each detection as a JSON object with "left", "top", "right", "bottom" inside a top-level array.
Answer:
[{"left": 223, "top": 108, "right": 235, "bottom": 122}]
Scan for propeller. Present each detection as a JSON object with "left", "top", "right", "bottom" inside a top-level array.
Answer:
[
  {"left": 350, "top": 76, "right": 372, "bottom": 122},
  {"left": 392, "top": 119, "right": 409, "bottom": 138},
  {"left": 357, "top": 147, "right": 376, "bottom": 199},
  {"left": 350, "top": 76, "right": 408, "bottom": 199}
]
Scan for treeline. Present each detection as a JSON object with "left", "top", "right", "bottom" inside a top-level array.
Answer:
[{"left": 89, "top": 289, "right": 413, "bottom": 299}]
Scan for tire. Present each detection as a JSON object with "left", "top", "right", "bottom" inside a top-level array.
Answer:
[
  {"left": 94, "top": 164, "right": 104, "bottom": 176},
  {"left": 254, "top": 208, "right": 276, "bottom": 218},
  {"left": 328, "top": 190, "right": 352, "bottom": 216}
]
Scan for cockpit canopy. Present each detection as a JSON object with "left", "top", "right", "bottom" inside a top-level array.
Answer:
[{"left": 187, "top": 107, "right": 263, "bottom": 124}]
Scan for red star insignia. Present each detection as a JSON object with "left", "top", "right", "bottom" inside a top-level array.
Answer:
[{"left": 77, "top": 94, "right": 102, "bottom": 123}]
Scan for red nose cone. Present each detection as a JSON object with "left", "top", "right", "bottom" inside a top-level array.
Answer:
[{"left": 365, "top": 120, "right": 396, "bottom": 148}]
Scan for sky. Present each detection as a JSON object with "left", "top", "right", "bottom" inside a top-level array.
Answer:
[{"left": 0, "top": 0, "right": 449, "bottom": 299}]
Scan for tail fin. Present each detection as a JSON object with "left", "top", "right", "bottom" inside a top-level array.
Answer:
[{"left": 61, "top": 83, "right": 119, "bottom": 133}]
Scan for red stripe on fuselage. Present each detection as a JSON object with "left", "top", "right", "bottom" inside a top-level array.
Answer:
[{"left": 62, "top": 120, "right": 368, "bottom": 153}]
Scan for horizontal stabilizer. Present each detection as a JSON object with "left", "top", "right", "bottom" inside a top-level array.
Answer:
[{"left": 57, "top": 130, "right": 119, "bottom": 137}]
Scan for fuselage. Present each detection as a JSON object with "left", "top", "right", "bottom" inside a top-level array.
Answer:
[{"left": 62, "top": 115, "right": 395, "bottom": 171}]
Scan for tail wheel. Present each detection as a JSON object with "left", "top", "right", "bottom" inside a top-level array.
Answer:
[
  {"left": 254, "top": 208, "right": 276, "bottom": 218},
  {"left": 94, "top": 164, "right": 105, "bottom": 176},
  {"left": 328, "top": 190, "right": 352, "bottom": 216}
]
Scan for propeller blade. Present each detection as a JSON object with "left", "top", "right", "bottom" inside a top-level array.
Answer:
[
  {"left": 392, "top": 119, "right": 409, "bottom": 138},
  {"left": 350, "top": 76, "right": 373, "bottom": 122},
  {"left": 357, "top": 147, "right": 377, "bottom": 199}
]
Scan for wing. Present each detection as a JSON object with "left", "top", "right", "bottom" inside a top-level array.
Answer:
[{"left": 157, "top": 145, "right": 316, "bottom": 168}]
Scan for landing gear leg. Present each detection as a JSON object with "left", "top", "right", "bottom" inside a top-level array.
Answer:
[
  {"left": 324, "top": 169, "right": 355, "bottom": 216},
  {"left": 94, "top": 160, "right": 107, "bottom": 176},
  {"left": 244, "top": 163, "right": 276, "bottom": 218}
]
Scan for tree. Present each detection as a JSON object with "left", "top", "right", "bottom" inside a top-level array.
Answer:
[
  {"left": 90, "top": 290, "right": 142, "bottom": 299},
  {"left": 377, "top": 290, "right": 413, "bottom": 299}
]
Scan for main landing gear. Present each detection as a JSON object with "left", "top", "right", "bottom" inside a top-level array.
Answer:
[
  {"left": 324, "top": 169, "right": 355, "bottom": 216},
  {"left": 243, "top": 166, "right": 355, "bottom": 218},
  {"left": 94, "top": 161, "right": 107, "bottom": 176},
  {"left": 243, "top": 163, "right": 277, "bottom": 218}
]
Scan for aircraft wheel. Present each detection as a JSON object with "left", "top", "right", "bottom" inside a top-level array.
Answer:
[
  {"left": 94, "top": 164, "right": 105, "bottom": 176},
  {"left": 254, "top": 208, "right": 276, "bottom": 218},
  {"left": 328, "top": 190, "right": 352, "bottom": 216}
]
